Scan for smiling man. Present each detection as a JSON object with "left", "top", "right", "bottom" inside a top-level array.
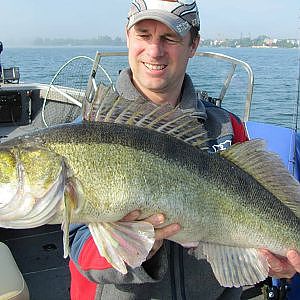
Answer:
[
  {"left": 126, "top": 21, "right": 198, "bottom": 105},
  {"left": 69, "top": 1, "right": 300, "bottom": 299},
  {"left": 125, "top": 0, "right": 200, "bottom": 107}
]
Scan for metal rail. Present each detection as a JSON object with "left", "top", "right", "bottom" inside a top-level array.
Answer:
[
  {"left": 195, "top": 52, "right": 254, "bottom": 121},
  {"left": 85, "top": 51, "right": 254, "bottom": 121}
]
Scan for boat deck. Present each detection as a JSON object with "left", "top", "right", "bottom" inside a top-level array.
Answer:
[
  {"left": 0, "top": 226, "right": 70, "bottom": 299},
  {"left": 0, "top": 84, "right": 71, "bottom": 299}
]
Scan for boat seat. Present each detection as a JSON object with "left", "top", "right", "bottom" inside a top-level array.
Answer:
[
  {"left": 0, "top": 242, "right": 30, "bottom": 300},
  {"left": 1, "top": 67, "right": 20, "bottom": 84}
]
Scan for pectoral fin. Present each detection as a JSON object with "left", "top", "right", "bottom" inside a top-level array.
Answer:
[
  {"left": 89, "top": 221, "right": 155, "bottom": 274},
  {"left": 192, "top": 242, "right": 269, "bottom": 287}
]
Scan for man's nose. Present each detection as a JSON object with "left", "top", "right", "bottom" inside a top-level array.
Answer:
[{"left": 147, "top": 41, "right": 164, "bottom": 58}]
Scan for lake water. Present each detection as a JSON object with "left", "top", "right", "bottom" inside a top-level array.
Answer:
[{"left": 1, "top": 46, "right": 300, "bottom": 129}]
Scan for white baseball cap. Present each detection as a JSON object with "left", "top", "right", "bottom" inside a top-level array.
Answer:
[{"left": 127, "top": 0, "right": 200, "bottom": 37}]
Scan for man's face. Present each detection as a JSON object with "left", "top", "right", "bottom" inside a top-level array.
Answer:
[{"left": 126, "top": 19, "right": 199, "bottom": 102}]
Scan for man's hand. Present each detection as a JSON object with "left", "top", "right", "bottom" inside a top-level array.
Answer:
[
  {"left": 260, "top": 249, "right": 300, "bottom": 278},
  {"left": 121, "top": 210, "right": 181, "bottom": 259}
]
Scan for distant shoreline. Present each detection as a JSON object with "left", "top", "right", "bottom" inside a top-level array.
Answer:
[
  {"left": 3, "top": 35, "right": 299, "bottom": 49},
  {"left": 33, "top": 35, "right": 300, "bottom": 49},
  {"left": 4, "top": 45, "right": 298, "bottom": 50}
]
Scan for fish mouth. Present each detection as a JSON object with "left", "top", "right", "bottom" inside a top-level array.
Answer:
[{"left": 143, "top": 62, "right": 167, "bottom": 71}]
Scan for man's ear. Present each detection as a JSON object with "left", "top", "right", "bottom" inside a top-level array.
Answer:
[{"left": 190, "top": 34, "right": 200, "bottom": 58}]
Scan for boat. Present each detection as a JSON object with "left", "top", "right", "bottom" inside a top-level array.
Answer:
[{"left": 0, "top": 50, "right": 299, "bottom": 300}]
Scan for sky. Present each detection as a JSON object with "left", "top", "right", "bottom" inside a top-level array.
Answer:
[{"left": 0, "top": 0, "right": 299, "bottom": 46}]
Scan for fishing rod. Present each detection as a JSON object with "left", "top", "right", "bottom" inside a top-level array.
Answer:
[
  {"left": 292, "top": 14, "right": 300, "bottom": 177},
  {"left": 294, "top": 49, "right": 300, "bottom": 133},
  {"left": 0, "top": 41, "right": 3, "bottom": 80}
]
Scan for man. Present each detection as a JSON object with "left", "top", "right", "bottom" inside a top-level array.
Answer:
[{"left": 69, "top": 1, "right": 300, "bottom": 299}]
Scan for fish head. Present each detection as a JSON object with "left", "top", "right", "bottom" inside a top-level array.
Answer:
[{"left": 0, "top": 145, "right": 65, "bottom": 225}]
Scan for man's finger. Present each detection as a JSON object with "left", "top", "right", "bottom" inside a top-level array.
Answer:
[
  {"left": 121, "top": 210, "right": 141, "bottom": 221},
  {"left": 287, "top": 250, "right": 300, "bottom": 273},
  {"left": 261, "top": 250, "right": 284, "bottom": 273},
  {"left": 260, "top": 249, "right": 296, "bottom": 278},
  {"left": 155, "top": 223, "right": 181, "bottom": 240},
  {"left": 143, "top": 214, "right": 165, "bottom": 226}
]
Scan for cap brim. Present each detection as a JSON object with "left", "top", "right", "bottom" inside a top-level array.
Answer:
[{"left": 127, "top": 10, "right": 191, "bottom": 37}]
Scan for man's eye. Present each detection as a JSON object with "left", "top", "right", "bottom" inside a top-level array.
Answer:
[
  {"left": 137, "top": 34, "right": 150, "bottom": 39},
  {"left": 164, "top": 37, "right": 180, "bottom": 44}
]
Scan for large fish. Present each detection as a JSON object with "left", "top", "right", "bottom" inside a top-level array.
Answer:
[{"left": 0, "top": 84, "right": 299, "bottom": 288}]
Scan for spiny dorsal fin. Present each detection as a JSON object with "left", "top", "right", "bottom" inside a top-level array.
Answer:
[
  {"left": 219, "top": 139, "right": 300, "bottom": 218},
  {"left": 83, "top": 83, "right": 208, "bottom": 149}
]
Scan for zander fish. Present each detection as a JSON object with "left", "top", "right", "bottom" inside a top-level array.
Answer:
[{"left": 0, "top": 84, "right": 299, "bottom": 287}]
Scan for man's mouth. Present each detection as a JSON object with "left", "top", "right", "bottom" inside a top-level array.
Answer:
[{"left": 143, "top": 62, "right": 167, "bottom": 71}]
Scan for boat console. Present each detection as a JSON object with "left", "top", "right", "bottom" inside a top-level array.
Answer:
[{"left": 0, "top": 90, "right": 31, "bottom": 126}]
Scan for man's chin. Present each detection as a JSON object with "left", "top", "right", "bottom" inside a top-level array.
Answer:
[{"left": 141, "top": 78, "right": 167, "bottom": 90}]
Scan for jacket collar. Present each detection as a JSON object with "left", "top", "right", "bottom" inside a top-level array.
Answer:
[{"left": 116, "top": 68, "right": 207, "bottom": 120}]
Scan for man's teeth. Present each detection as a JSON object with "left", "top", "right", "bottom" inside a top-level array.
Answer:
[{"left": 144, "top": 63, "right": 166, "bottom": 70}]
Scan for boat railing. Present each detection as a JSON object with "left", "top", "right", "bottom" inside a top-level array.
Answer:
[
  {"left": 19, "top": 50, "right": 254, "bottom": 128},
  {"left": 84, "top": 51, "right": 254, "bottom": 122}
]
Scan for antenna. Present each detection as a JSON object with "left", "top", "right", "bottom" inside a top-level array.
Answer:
[
  {"left": 295, "top": 50, "right": 300, "bottom": 133},
  {"left": 292, "top": 11, "right": 300, "bottom": 176}
]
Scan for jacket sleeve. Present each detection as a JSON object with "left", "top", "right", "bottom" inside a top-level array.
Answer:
[
  {"left": 69, "top": 224, "right": 168, "bottom": 285},
  {"left": 229, "top": 113, "right": 249, "bottom": 143}
]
